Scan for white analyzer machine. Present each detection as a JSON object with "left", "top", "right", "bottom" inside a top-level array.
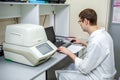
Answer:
[{"left": 3, "top": 24, "right": 57, "bottom": 66}]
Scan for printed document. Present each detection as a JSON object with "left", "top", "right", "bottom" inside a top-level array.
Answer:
[{"left": 67, "top": 44, "right": 83, "bottom": 53}]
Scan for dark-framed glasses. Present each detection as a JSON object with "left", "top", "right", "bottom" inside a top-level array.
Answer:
[{"left": 78, "top": 20, "right": 82, "bottom": 23}]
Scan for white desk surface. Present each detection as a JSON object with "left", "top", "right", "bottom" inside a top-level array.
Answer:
[
  {"left": 0, "top": 52, "right": 66, "bottom": 80},
  {"left": 0, "top": 45, "right": 83, "bottom": 80}
]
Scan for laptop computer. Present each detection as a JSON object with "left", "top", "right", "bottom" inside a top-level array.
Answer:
[{"left": 45, "top": 26, "right": 66, "bottom": 47}]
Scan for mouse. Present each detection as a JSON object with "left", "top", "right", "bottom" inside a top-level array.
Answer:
[
  {"left": 71, "top": 40, "right": 76, "bottom": 43},
  {"left": 57, "top": 49, "right": 60, "bottom": 52}
]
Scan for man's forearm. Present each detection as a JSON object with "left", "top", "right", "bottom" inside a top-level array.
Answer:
[{"left": 67, "top": 52, "right": 77, "bottom": 61}]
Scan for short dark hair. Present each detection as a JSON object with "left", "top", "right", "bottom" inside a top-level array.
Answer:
[{"left": 79, "top": 8, "right": 97, "bottom": 25}]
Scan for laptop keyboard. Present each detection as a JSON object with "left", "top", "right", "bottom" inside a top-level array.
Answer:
[
  {"left": 54, "top": 41, "right": 71, "bottom": 48},
  {"left": 62, "top": 43, "right": 71, "bottom": 47},
  {"left": 54, "top": 41, "right": 65, "bottom": 47}
]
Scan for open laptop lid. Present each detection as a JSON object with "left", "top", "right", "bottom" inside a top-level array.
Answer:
[{"left": 45, "top": 26, "right": 56, "bottom": 43}]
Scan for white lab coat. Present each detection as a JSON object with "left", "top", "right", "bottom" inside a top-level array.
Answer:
[{"left": 56, "top": 28, "right": 116, "bottom": 80}]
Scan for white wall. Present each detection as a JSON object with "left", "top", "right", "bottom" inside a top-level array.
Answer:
[
  {"left": 0, "top": 1, "right": 111, "bottom": 43},
  {"left": 66, "top": 0, "right": 111, "bottom": 39}
]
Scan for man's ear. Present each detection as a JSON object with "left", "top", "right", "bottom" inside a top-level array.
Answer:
[{"left": 84, "top": 18, "right": 89, "bottom": 25}]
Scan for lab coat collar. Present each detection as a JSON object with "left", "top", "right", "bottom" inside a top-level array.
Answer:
[{"left": 89, "top": 28, "right": 105, "bottom": 39}]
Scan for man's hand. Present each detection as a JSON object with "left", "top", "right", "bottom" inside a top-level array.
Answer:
[
  {"left": 57, "top": 46, "right": 77, "bottom": 61},
  {"left": 57, "top": 46, "right": 72, "bottom": 55},
  {"left": 71, "top": 38, "right": 87, "bottom": 47}
]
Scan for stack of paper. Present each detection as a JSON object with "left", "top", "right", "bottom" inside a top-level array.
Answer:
[{"left": 67, "top": 44, "right": 83, "bottom": 53}]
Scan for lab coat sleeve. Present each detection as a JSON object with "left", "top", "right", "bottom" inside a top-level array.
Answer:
[{"left": 75, "top": 42, "right": 109, "bottom": 74}]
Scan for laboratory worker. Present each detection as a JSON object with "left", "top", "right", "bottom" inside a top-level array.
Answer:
[{"left": 56, "top": 8, "right": 116, "bottom": 80}]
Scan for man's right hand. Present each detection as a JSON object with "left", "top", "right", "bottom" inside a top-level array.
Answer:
[{"left": 71, "top": 38, "right": 87, "bottom": 47}]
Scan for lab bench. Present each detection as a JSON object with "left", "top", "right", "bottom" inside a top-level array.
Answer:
[{"left": 0, "top": 48, "right": 83, "bottom": 80}]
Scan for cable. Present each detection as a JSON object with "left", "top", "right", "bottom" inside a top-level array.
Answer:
[{"left": 43, "top": 15, "right": 47, "bottom": 26}]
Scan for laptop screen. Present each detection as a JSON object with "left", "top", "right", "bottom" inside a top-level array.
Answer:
[
  {"left": 45, "top": 26, "right": 56, "bottom": 43},
  {"left": 45, "top": 26, "right": 69, "bottom": 47}
]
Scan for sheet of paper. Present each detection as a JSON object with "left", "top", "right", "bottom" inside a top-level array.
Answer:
[{"left": 67, "top": 44, "right": 83, "bottom": 53}]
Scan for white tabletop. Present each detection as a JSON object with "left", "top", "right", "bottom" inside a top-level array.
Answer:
[
  {"left": 0, "top": 45, "right": 83, "bottom": 80},
  {"left": 0, "top": 51, "right": 70, "bottom": 80}
]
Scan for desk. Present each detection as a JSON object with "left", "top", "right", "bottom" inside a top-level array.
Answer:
[{"left": 0, "top": 45, "right": 83, "bottom": 80}]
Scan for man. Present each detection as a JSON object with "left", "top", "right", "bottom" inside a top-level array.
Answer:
[{"left": 56, "top": 8, "right": 116, "bottom": 80}]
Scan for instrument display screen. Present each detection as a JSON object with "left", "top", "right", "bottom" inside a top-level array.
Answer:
[{"left": 36, "top": 43, "right": 53, "bottom": 55}]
